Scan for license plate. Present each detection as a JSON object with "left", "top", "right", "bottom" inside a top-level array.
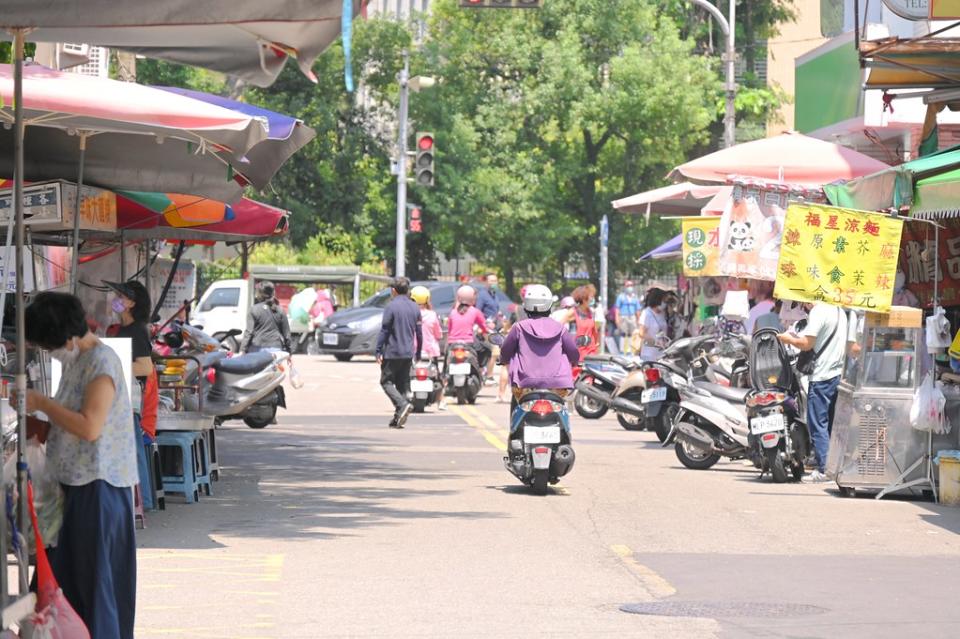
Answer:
[
  {"left": 448, "top": 362, "right": 471, "bottom": 375},
  {"left": 641, "top": 387, "right": 667, "bottom": 403},
  {"left": 322, "top": 333, "right": 339, "bottom": 346},
  {"left": 524, "top": 426, "right": 561, "bottom": 444},
  {"left": 750, "top": 413, "right": 785, "bottom": 435},
  {"left": 410, "top": 379, "right": 433, "bottom": 393}
]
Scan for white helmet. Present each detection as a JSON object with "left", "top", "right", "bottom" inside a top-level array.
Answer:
[{"left": 522, "top": 284, "right": 554, "bottom": 313}]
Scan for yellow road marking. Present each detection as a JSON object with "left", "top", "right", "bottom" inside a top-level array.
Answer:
[
  {"left": 448, "top": 405, "right": 507, "bottom": 451},
  {"left": 610, "top": 545, "right": 677, "bottom": 598},
  {"left": 464, "top": 405, "right": 510, "bottom": 439}
]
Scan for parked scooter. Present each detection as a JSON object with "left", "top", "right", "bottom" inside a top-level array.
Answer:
[
  {"left": 573, "top": 355, "right": 635, "bottom": 419},
  {"left": 409, "top": 358, "right": 444, "bottom": 412},
  {"left": 159, "top": 322, "right": 289, "bottom": 429},
  {"left": 503, "top": 390, "right": 576, "bottom": 495},
  {"left": 745, "top": 327, "right": 810, "bottom": 482}
]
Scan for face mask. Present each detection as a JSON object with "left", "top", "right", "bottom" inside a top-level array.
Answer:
[
  {"left": 625, "top": 287, "right": 634, "bottom": 295},
  {"left": 112, "top": 297, "right": 127, "bottom": 314},
  {"left": 50, "top": 338, "right": 80, "bottom": 366},
  {"left": 489, "top": 284, "right": 499, "bottom": 291}
]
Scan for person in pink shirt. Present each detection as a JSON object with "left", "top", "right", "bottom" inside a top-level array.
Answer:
[
  {"left": 309, "top": 288, "right": 335, "bottom": 323},
  {"left": 446, "top": 286, "right": 489, "bottom": 345}
]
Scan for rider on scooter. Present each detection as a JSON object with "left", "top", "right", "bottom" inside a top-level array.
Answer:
[
  {"left": 499, "top": 284, "right": 580, "bottom": 417},
  {"left": 446, "top": 285, "right": 490, "bottom": 367}
]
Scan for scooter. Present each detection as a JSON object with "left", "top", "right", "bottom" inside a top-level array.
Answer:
[
  {"left": 159, "top": 322, "right": 289, "bottom": 429},
  {"left": 445, "top": 340, "right": 487, "bottom": 405},
  {"left": 573, "top": 355, "right": 635, "bottom": 419},
  {"left": 503, "top": 390, "right": 576, "bottom": 495},
  {"left": 409, "top": 359, "right": 444, "bottom": 413},
  {"left": 745, "top": 327, "right": 810, "bottom": 482},
  {"left": 665, "top": 374, "right": 757, "bottom": 471}
]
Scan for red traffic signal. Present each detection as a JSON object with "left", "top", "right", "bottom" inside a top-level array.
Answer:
[
  {"left": 415, "top": 132, "right": 435, "bottom": 187},
  {"left": 417, "top": 134, "right": 434, "bottom": 151}
]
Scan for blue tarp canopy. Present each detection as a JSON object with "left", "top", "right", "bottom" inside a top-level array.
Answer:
[{"left": 640, "top": 234, "right": 682, "bottom": 261}]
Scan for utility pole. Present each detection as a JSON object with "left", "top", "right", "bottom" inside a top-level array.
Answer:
[
  {"left": 689, "top": 0, "right": 736, "bottom": 148},
  {"left": 395, "top": 51, "right": 411, "bottom": 277}
]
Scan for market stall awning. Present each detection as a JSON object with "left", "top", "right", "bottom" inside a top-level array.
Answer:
[
  {"left": 248, "top": 265, "right": 393, "bottom": 285},
  {"left": 668, "top": 131, "right": 890, "bottom": 186},
  {"left": 861, "top": 37, "right": 960, "bottom": 91},
  {"left": 612, "top": 182, "right": 722, "bottom": 216},
  {"left": 639, "top": 234, "right": 682, "bottom": 261},
  {"left": 0, "top": 1, "right": 363, "bottom": 88},
  {"left": 824, "top": 144, "right": 960, "bottom": 210}
]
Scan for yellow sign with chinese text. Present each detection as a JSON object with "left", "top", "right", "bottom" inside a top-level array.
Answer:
[
  {"left": 681, "top": 217, "right": 721, "bottom": 277},
  {"left": 773, "top": 204, "right": 903, "bottom": 313}
]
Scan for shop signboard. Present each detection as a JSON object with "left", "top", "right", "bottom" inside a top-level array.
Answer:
[
  {"left": 0, "top": 246, "right": 37, "bottom": 293},
  {"left": 883, "top": 0, "right": 928, "bottom": 20},
  {"left": 930, "top": 0, "right": 960, "bottom": 18},
  {"left": 0, "top": 180, "right": 116, "bottom": 231},
  {"left": 151, "top": 258, "right": 197, "bottom": 319},
  {"left": 774, "top": 204, "right": 904, "bottom": 313},
  {"left": 681, "top": 217, "right": 721, "bottom": 277},
  {"left": 897, "top": 217, "right": 960, "bottom": 307}
]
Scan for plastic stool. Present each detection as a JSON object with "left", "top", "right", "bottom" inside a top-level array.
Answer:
[
  {"left": 156, "top": 431, "right": 207, "bottom": 503},
  {"left": 133, "top": 485, "right": 145, "bottom": 529},
  {"left": 202, "top": 428, "right": 220, "bottom": 481},
  {"left": 145, "top": 440, "right": 165, "bottom": 511},
  {"left": 193, "top": 434, "right": 213, "bottom": 497}
]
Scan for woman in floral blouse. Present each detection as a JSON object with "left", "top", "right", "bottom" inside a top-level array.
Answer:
[{"left": 19, "top": 292, "right": 137, "bottom": 639}]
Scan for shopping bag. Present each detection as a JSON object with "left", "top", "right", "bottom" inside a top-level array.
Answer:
[
  {"left": 288, "top": 288, "right": 317, "bottom": 324},
  {"left": 910, "top": 372, "right": 946, "bottom": 433},
  {"left": 22, "top": 481, "right": 90, "bottom": 639}
]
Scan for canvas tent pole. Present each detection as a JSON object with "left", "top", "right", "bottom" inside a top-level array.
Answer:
[
  {"left": 69, "top": 133, "right": 88, "bottom": 294},
  {"left": 12, "top": 26, "right": 30, "bottom": 600}
]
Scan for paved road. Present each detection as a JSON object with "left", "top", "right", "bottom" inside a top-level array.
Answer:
[{"left": 136, "top": 357, "right": 960, "bottom": 638}]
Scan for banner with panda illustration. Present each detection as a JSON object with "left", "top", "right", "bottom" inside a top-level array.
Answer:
[
  {"left": 714, "top": 187, "right": 788, "bottom": 281},
  {"left": 773, "top": 203, "right": 903, "bottom": 313}
]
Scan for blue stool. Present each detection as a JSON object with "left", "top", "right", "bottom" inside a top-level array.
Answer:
[
  {"left": 156, "top": 431, "right": 211, "bottom": 503},
  {"left": 202, "top": 428, "right": 220, "bottom": 482}
]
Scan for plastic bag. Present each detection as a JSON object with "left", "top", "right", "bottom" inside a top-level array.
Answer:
[
  {"left": 910, "top": 372, "right": 948, "bottom": 433},
  {"left": 288, "top": 288, "right": 317, "bottom": 324},
  {"left": 21, "top": 481, "right": 90, "bottom": 639},
  {"left": 3, "top": 438, "right": 63, "bottom": 552},
  {"left": 926, "top": 307, "right": 952, "bottom": 353},
  {"left": 288, "top": 362, "right": 304, "bottom": 390}
]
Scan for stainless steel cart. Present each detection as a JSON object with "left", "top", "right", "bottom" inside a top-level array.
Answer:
[{"left": 825, "top": 310, "right": 940, "bottom": 498}]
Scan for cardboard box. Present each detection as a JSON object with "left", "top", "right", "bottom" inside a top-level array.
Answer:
[{"left": 865, "top": 306, "right": 923, "bottom": 329}]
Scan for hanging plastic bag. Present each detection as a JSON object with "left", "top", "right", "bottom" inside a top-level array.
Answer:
[
  {"left": 910, "top": 372, "right": 947, "bottom": 433},
  {"left": 288, "top": 288, "right": 317, "bottom": 324},
  {"left": 288, "top": 362, "right": 304, "bottom": 390},
  {"left": 926, "top": 306, "right": 952, "bottom": 353},
  {"left": 21, "top": 481, "right": 90, "bottom": 639},
  {"left": 3, "top": 438, "right": 63, "bottom": 553}
]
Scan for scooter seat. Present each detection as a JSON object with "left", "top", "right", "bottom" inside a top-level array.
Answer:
[
  {"left": 694, "top": 381, "right": 750, "bottom": 404},
  {"left": 213, "top": 351, "right": 275, "bottom": 375},
  {"left": 611, "top": 356, "right": 638, "bottom": 370}
]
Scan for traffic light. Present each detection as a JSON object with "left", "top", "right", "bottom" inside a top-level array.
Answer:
[
  {"left": 459, "top": 0, "right": 542, "bottom": 8},
  {"left": 415, "top": 132, "right": 435, "bottom": 187},
  {"left": 408, "top": 205, "right": 423, "bottom": 233}
]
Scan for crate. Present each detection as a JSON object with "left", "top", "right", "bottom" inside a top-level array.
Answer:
[{"left": 865, "top": 306, "right": 923, "bottom": 329}]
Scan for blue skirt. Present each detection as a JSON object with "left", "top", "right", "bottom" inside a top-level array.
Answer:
[{"left": 50, "top": 480, "right": 136, "bottom": 639}]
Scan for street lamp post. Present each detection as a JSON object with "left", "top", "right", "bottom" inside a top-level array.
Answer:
[
  {"left": 689, "top": 0, "right": 736, "bottom": 148},
  {"left": 394, "top": 52, "right": 436, "bottom": 277}
]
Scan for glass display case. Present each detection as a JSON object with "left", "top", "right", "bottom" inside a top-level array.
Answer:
[{"left": 827, "top": 313, "right": 928, "bottom": 496}]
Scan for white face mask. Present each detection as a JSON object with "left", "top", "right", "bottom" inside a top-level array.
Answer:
[{"left": 50, "top": 337, "right": 81, "bottom": 367}]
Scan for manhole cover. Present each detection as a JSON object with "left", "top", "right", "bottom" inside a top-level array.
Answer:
[{"left": 620, "top": 601, "right": 828, "bottom": 618}]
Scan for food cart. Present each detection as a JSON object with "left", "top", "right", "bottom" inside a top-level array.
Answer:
[{"left": 826, "top": 307, "right": 957, "bottom": 498}]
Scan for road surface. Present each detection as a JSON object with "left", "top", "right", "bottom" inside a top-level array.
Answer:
[{"left": 136, "top": 356, "right": 960, "bottom": 638}]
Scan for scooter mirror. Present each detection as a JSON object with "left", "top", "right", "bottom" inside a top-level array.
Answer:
[{"left": 488, "top": 333, "right": 505, "bottom": 347}]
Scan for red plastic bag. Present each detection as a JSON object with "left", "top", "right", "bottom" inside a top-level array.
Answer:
[
  {"left": 23, "top": 481, "right": 90, "bottom": 639},
  {"left": 140, "top": 368, "right": 159, "bottom": 439}
]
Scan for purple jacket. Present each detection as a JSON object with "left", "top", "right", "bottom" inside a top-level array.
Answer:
[{"left": 500, "top": 317, "right": 579, "bottom": 389}]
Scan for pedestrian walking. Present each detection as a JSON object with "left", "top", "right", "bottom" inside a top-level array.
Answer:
[
  {"left": 376, "top": 277, "right": 423, "bottom": 428},
  {"left": 240, "top": 281, "right": 291, "bottom": 354},
  {"left": 614, "top": 280, "right": 641, "bottom": 355},
  {"left": 778, "top": 302, "right": 851, "bottom": 482}
]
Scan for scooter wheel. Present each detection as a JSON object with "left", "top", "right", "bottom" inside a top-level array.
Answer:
[
  {"left": 456, "top": 387, "right": 467, "bottom": 405},
  {"left": 531, "top": 469, "right": 549, "bottom": 495},
  {"left": 674, "top": 441, "right": 720, "bottom": 470},
  {"left": 412, "top": 398, "right": 427, "bottom": 413},
  {"left": 617, "top": 412, "right": 644, "bottom": 431},
  {"left": 574, "top": 392, "right": 608, "bottom": 419},
  {"left": 766, "top": 448, "right": 789, "bottom": 483}
]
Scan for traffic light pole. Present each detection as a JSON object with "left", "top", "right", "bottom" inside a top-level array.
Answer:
[{"left": 395, "top": 52, "right": 411, "bottom": 278}]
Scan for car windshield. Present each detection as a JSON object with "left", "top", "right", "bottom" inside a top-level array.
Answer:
[
  {"left": 361, "top": 289, "right": 392, "bottom": 309},
  {"left": 199, "top": 287, "right": 240, "bottom": 312}
]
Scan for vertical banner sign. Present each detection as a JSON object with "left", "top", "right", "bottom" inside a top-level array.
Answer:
[
  {"left": 681, "top": 217, "right": 721, "bottom": 277},
  {"left": 774, "top": 204, "right": 904, "bottom": 313}
]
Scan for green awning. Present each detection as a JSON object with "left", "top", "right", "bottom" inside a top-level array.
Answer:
[
  {"left": 824, "top": 145, "right": 960, "bottom": 211},
  {"left": 912, "top": 166, "right": 960, "bottom": 216}
]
